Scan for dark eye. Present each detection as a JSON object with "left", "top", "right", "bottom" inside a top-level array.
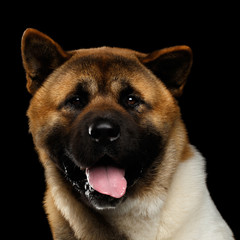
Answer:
[
  {"left": 126, "top": 95, "right": 138, "bottom": 106},
  {"left": 66, "top": 92, "right": 89, "bottom": 110},
  {"left": 124, "top": 95, "right": 141, "bottom": 108},
  {"left": 68, "top": 96, "right": 82, "bottom": 108},
  {"left": 119, "top": 86, "right": 144, "bottom": 110}
]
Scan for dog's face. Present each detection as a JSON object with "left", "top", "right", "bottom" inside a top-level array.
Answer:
[{"left": 22, "top": 29, "right": 192, "bottom": 210}]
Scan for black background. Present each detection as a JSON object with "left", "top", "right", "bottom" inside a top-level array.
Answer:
[{"left": 3, "top": 3, "right": 239, "bottom": 239}]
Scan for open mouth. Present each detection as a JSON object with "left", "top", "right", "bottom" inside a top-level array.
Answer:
[{"left": 62, "top": 155, "right": 129, "bottom": 201}]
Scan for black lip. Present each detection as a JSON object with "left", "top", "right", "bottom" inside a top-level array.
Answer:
[
  {"left": 88, "top": 154, "right": 123, "bottom": 169},
  {"left": 62, "top": 157, "right": 86, "bottom": 192}
]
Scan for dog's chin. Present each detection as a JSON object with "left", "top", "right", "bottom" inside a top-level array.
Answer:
[{"left": 84, "top": 183, "right": 125, "bottom": 210}]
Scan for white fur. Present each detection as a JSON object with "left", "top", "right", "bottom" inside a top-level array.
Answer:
[
  {"left": 45, "top": 145, "right": 234, "bottom": 239},
  {"left": 156, "top": 145, "right": 233, "bottom": 239}
]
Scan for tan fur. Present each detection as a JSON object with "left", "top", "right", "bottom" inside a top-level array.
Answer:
[
  {"left": 22, "top": 29, "right": 233, "bottom": 239},
  {"left": 44, "top": 187, "right": 77, "bottom": 240}
]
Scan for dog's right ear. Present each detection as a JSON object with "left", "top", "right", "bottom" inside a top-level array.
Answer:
[{"left": 21, "top": 28, "right": 71, "bottom": 95}]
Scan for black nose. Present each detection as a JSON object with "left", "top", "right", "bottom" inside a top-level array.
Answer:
[{"left": 88, "top": 119, "right": 120, "bottom": 143}]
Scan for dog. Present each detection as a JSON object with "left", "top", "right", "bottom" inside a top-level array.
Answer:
[{"left": 21, "top": 28, "right": 234, "bottom": 240}]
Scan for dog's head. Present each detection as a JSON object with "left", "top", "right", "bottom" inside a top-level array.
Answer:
[{"left": 22, "top": 29, "right": 192, "bottom": 210}]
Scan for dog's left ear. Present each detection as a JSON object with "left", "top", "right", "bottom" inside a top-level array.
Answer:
[
  {"left": 21, "top": 28, "right": 71, "bottom": 95},
  {"left": 141, "top": 46, "right": 193, "bottom": 97}
]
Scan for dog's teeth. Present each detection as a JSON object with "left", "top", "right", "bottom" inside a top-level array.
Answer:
[{"left": 84, "top": 181, "right": 90, "bottom": 190}]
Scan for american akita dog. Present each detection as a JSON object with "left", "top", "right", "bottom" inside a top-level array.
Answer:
[{"left": 21, "top": 28, "right": 234, "bottom": 240}]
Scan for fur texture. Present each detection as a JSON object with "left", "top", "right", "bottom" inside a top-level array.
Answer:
[{"left": 21, "top": 29, "right": 234, "bottom": 240}]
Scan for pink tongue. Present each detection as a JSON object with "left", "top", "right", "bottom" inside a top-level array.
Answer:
[{"left": 86, "top": 166, "right": 127, "bottom": 198}]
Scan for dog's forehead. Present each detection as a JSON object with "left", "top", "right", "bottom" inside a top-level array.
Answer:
[
  {"left": 55, "top": 47, "right": 155, "bottom": 90},
  {"left": 44, "top": 47, "right": 164, "bottom": 106},
  {"left": 67, "top": 47, "right": 144, "bottom": 76}
]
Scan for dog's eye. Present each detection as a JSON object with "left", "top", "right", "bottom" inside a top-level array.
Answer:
[
  {"left": 126, "top": 95, "right": 138, "bottom": 106},
  {"left": 119, "top": 87, "right": 144, "bottom": 110},
  {"left": 125, "top": 95, "right": 141, "bottom": 108},
  {"left": 65, "top": 93, "right": 89, "bottom": 110},
  {"left": 69, "top": 97, "right": 82, "bottom": 107}
]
